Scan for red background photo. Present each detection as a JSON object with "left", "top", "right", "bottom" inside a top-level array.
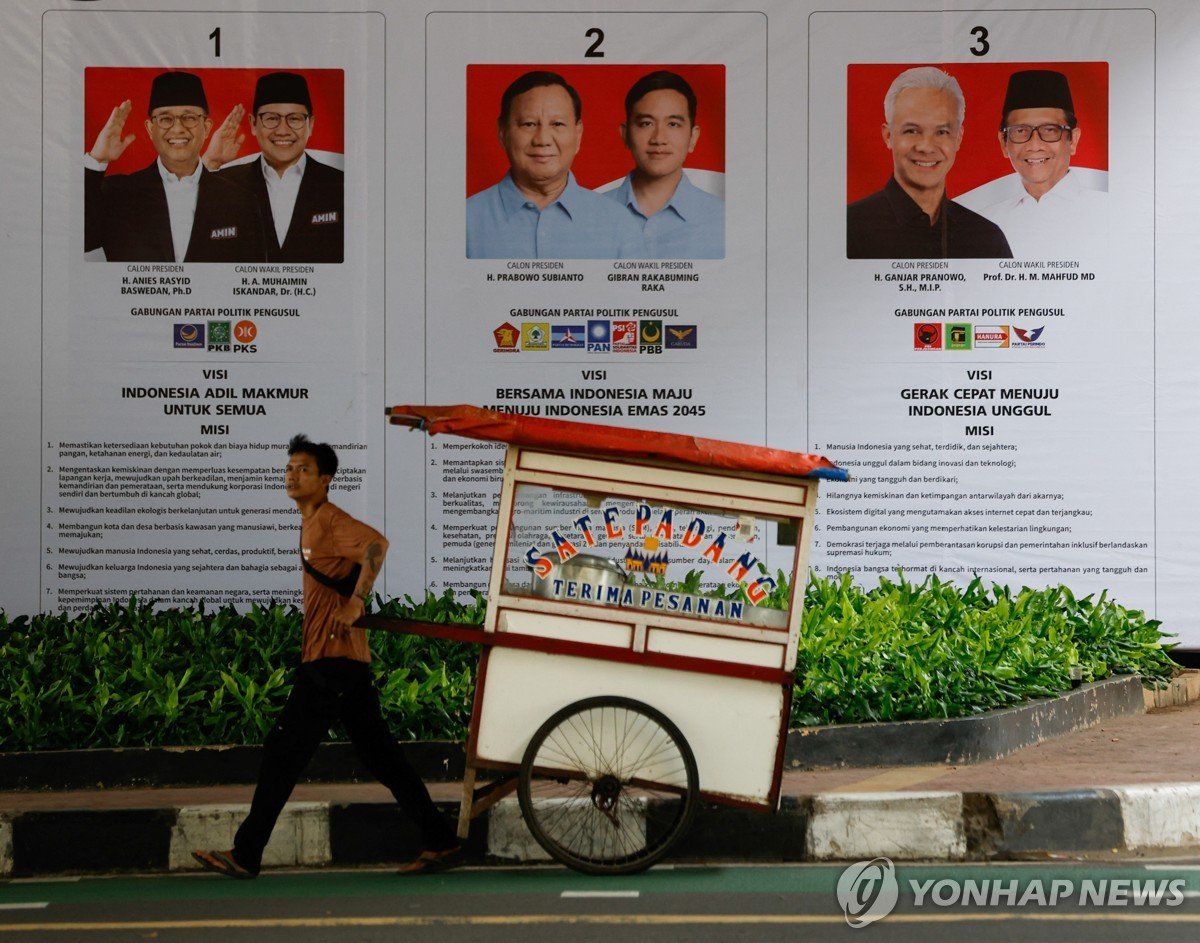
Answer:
[
  {"left": 466, "top": 64, "right": 725, "bottom": 197},
  {"left": 846, "top": 62, "right": 1108, "bottom": 203},
  {"left": 84, "top": 68, "right": 345, "bottom": 174}
]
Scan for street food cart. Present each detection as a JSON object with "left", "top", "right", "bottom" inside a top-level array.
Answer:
[{"left": 363, "top": 405, "right": 847, "bottom": 874}]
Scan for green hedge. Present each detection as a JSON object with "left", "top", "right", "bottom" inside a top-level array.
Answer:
[{"left": 0, "top": 574, "right": 1175, "bottom": 752}]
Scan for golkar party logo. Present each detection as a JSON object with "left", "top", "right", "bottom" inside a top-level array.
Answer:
[{"left": 526, "top": 503, "right": 778, "bottom": 619}]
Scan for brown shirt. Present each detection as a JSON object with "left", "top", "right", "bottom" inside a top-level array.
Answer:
[{"left": 299, "top": 501, "right": 383, "bottom": 664}]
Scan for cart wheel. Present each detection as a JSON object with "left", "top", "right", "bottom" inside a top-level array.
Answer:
[{"left": 517, "top": 695, "right": 699, "bottom": 875}]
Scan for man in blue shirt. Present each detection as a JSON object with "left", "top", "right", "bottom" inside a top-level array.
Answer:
[
  {"left": 466, "top": 71, "right": 643, "bottom": 260},
  {"left": 607, "top": 71, "right": 724, "bottom": 259}
]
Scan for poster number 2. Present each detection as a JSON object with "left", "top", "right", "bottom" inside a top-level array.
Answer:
[
  {"left": 969, "top": 25, "right": 989, "bottom": 57},
  {"left": 584, "top": 28, "right": 605, "bottom": 58}
]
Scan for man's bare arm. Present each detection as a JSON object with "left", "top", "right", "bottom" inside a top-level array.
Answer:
[{"left": 335, "top": 538, "right": 388, "bottom": 625}]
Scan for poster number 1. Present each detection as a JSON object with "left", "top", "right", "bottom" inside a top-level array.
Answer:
[
  {"left": 584, "top": 28, "right": 605, "bottom": 58},
  {"left": 209, "top": 27, "right": 221, "bottom": 58},
  {"left": 969, "top": 25, "right": 989, "bottom": 57}
]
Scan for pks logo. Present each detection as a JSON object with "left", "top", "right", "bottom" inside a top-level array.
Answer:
[
  {"left": 551, "top": 324, "right": 585, "bottom": 349},
  {"left": 233, "top": 320, "right": 257, "bottom": 344},
  {"left": 914, "top": 323, "right": 942, "bottom": 350},
  {"left": 173, "top": 323, "right": 205, "bottom": 349},
  {"left": 639, "top": 320, "right": 663, "bottom": 354},
  {"left": 586, "top": 320, "right": 611, "bottom": 352},
  {"left": 493, "top": 322, "right": 520, "bottom": 352},
  {"left": 522, "top": 322, "right": 550, "bottom": 351},
  {"left": 665, "top": 325, "right": 698, "bottom": 349},
  {"left": 837, "top": 857, "right": 899, "bottom": 928},
  {"left": 1013, "top": 325, "right": 1047, "bottom": 347},
  {"left": 612, "top": 320, "right": 638, "bottom": 353}
]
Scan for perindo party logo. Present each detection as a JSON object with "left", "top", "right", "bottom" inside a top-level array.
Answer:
[
  {"left": 1013, "top": 325, "right": 1047, "bottom": 347},
  {"left": 837, "top": 857, "right": 899, "bottom": 928}
]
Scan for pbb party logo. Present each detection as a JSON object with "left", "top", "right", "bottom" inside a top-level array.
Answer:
[{"left": 525, "top": 503, "right": 777, "bottom": 608}]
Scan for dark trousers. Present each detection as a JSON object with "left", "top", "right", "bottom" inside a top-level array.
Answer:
[{"left": 233, "top": 657, "right": 456, "bottom": 873}]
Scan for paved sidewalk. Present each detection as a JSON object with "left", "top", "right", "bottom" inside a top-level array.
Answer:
[{"left": 2, "top": 699, "right": 1198, "bottom": 875}]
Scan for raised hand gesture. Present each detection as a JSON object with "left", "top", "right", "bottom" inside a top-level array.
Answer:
[
  {"left": 202, "top": 103, "right": 246, "bottom": 171},
  {"left": 88, "top": 100, "right": 136, "bottom": 164}
]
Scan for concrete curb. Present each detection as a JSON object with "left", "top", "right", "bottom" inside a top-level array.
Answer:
[
  {"left": 3, "top": 784, "right": 1199, "bottom": 877},
  {"left": 786, "top": 675, "right": 1145, "bottom": 769}
]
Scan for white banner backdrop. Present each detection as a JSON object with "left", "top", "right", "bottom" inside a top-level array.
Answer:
[{"left": 0, "top": 0, "right": 1196, "bottom": 650}]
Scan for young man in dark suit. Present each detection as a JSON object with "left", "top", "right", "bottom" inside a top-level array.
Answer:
[{"left": 208, "top": 72, "right": 344, "bottom": 263}]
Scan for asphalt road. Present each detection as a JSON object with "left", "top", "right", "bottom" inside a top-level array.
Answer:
[{"left": 1, "top": 859, "right": 1198, "bottom": 942}]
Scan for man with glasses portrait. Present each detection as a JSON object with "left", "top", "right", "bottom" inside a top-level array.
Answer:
[
  {"left": 964, "top": 70, "right": 1107, "bottom": 258},
  {"left": 206, "top": 72, "right": 343, "bottom": 263},
  {"left": 84, "top": 71, "right": 265, "bottom": 263}
]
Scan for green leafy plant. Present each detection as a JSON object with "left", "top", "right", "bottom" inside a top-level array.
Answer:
[{"left": 0, "top": 574, "right": 1176, "bottom": 751}]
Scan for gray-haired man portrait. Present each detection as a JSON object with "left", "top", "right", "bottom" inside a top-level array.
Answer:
[{"left": 846, "top": 66, "right": 1011, "bottom": 259}]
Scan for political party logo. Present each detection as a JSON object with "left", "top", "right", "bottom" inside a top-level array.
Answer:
[
  {"left": 522, "top": 322, "right": 550, "bottom": 351},
  {"left": 207, "top": 320, "right": 231, "bottom": 345},
  {"left": 973, "top": 324, "right": 1010, "bottom": 348},
  {"left": 173, "top": 323, "right": 204, "bottom": 349},
  {"left": 612, "top": 320, "right": 638, "bottom": 353},
  {"left": 233, "top": 320, "right": 258, "bottom": 344},
  {"left": 914, "top": 323, "right": 942, "bottom": 350},
  {"left": 1013, "top": 325, "right": 1047, "bottom": 348},
  {"left": 639, "top": 320, "right": 663, "bottom": 354},
  {"left": 586, "top": 319, "right": 611, "bottom": 352},
  {"left": 946, "top": 323, "right": 973, "bottom": 350},
  {"left": 665, "top": 325, "right": 698, "bottom": 349},
  {"left": 551, "top": 323, "right": 585, "bottom": 349},
  {"left": 493, "top": 322, "right": 520, "bottom": 352},
  {"left": 837, "top": 857, "right": 899, "bottom": 928}
]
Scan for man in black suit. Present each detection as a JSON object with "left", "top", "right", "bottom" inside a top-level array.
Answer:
[
  {"left": 209, "top": 72, "right": 343, "bottom": 263},
  {"left": 84, "top": 71, "right": 265, "bottom": 263}
]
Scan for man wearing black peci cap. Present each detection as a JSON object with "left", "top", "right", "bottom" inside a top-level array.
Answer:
[
  {"left": 84, "top": 71, "right": 266, "bottom": 262},
  {"left": 964, "top": 69, "right": 1107, "bottom": 257},
  {"left": 207, "top": 72, "right": 344, "bottom": 263}
]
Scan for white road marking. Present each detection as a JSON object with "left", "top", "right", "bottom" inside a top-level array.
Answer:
[
  {"left": 0, "top": 903, "right": 48, "bottom": 910},
  {"left": 560, "top": 890, "right": 640, "bottom": 899}
]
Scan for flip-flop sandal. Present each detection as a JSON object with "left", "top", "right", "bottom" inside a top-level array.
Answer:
[
  {"left": 396, "top": 846, "right": 463, "bottom": 876},
  {"left": 192, "top": 849, "right": 257, "bottom": 880}
]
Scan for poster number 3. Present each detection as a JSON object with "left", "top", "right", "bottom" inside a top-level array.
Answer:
[{"left": 969, "top": 25, "right": 989, "bottom": 57}]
